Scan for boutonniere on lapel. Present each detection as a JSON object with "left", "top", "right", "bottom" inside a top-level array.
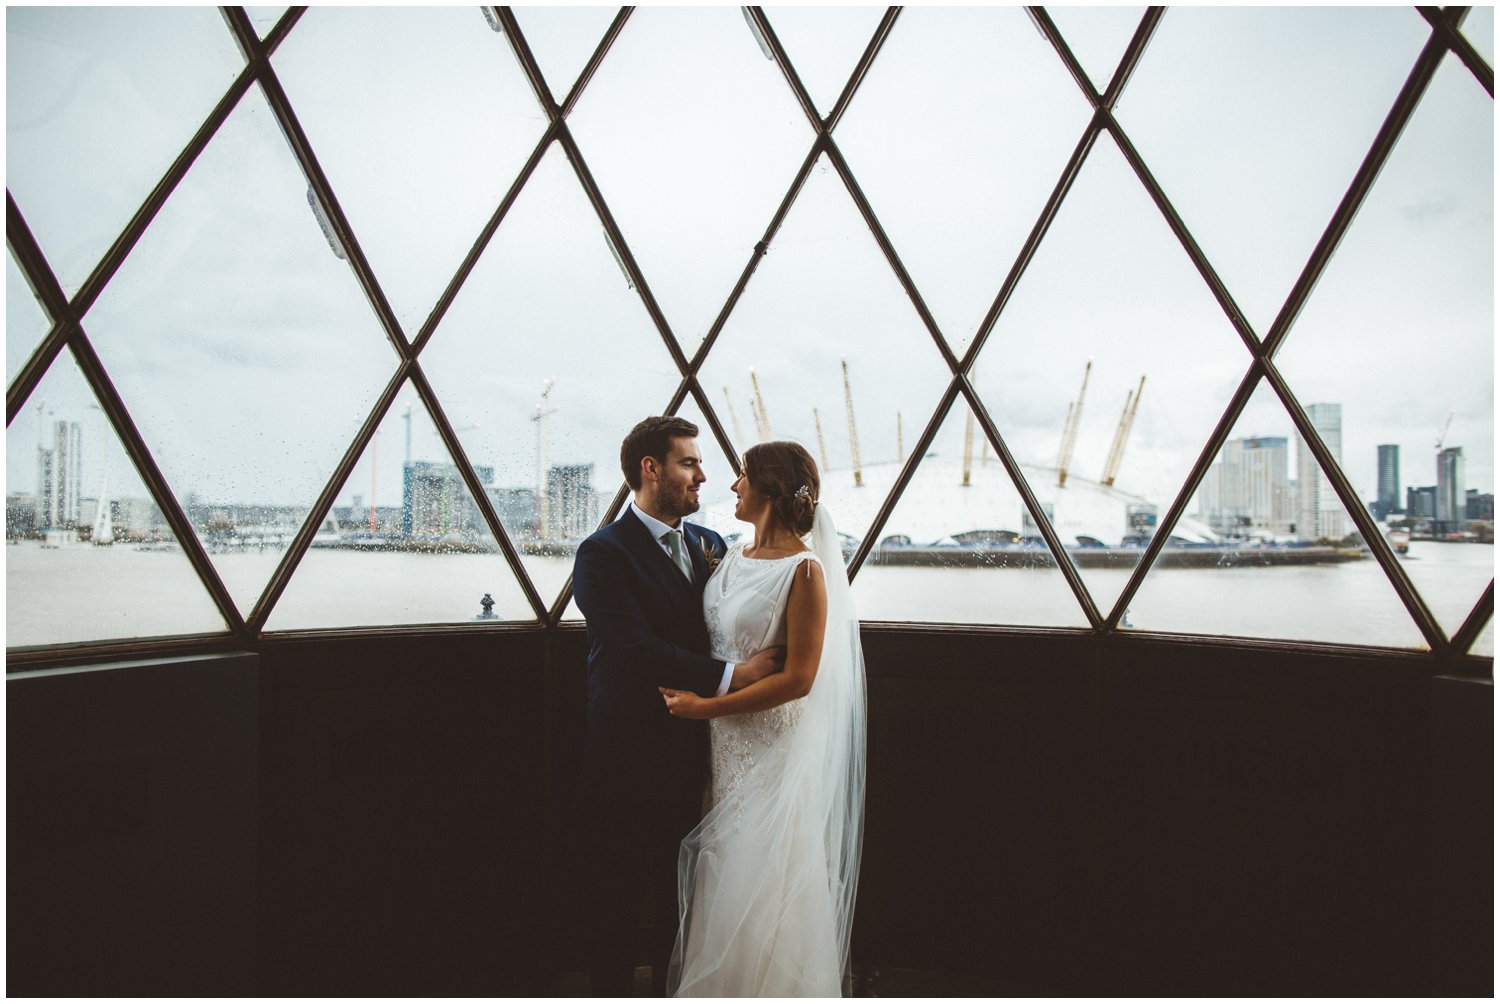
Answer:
[{"left": 699, "top": 537, "right": 723, "bottom": 573}]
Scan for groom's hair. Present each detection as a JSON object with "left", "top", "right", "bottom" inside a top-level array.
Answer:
[{"left": 621, "top": 416, "right": 699, "bottom": 490}]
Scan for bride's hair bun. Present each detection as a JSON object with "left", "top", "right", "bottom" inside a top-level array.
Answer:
[{"left": 744, "top": 441, "right": 820, "bottom": 536}]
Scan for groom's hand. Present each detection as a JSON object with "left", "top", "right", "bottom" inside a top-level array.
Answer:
[{"left": 729, "top": 646, "right": 785, "bottom": 691}]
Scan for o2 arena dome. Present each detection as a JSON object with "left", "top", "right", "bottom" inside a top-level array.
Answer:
[
  {"left": 699, "top": 452, "right": 1217, "bottom": 550},
  {"left": 812, "top": 455, "right": 1217, "bottom": 549}
]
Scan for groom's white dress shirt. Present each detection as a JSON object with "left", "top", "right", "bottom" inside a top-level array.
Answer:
[{"left": 631, "top": 501, "right": 734, "bottom": 697}]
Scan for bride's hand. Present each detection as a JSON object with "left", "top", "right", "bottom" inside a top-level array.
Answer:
[{"left": 660, "top": 687, "right": 711, "bottom": 719}]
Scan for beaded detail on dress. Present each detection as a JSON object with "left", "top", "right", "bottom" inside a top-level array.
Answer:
[{"left": 703, "top": 545, "right": 822, "bottom": 807}]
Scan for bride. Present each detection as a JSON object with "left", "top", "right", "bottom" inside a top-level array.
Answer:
[{"left": 659, "top": 441, "right": 866, "bottom": 997}]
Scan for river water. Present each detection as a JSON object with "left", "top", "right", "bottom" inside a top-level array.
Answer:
[{"left": 7, "top": 538, "right": 1492, "bottom": 656}]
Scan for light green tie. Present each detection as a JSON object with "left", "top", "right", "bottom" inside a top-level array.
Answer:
[{"left": 664, "top": 530, "right": 693, "bottom": 581}]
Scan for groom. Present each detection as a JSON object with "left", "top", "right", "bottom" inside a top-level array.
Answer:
[{"left": 572, "top": 415, "right": 782, "bottom": 996}]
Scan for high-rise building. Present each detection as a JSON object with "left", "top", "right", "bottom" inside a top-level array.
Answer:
[
  {"left": 68, "top": 421, "right": 82, "bottom": 524},
  {"left": 1436, "top": 446, "right": 1465, "bottom": 533},
  {"left": 487, "top": 486, "right": 539, "bottom": 540},
  {"left": 1377, "top": 444, "right": 1400, "bottom": 514},
  {"left": 1465, "top": 489, "right": 1494, "bottom": 521},
  {"left": 1407, "top": 485, "right": 1438, "bottom": 519},
  {"left": 1200, "top": 435, "right": 1292, "bottom": 536},
  {"left": 545, "top": 464, "right": 598, "bottom": 540},
  {"left": 1296, "top": 404, "right": 1349, "bottom": 541},
  {"left": 6, "top": 494, "right": 38, "bottom": 536},
  {"left": 403, "top": 460, "right": 495, "bottom": 540},
  {"left": 36, "top": 420, "right": 82, "bottom": 530},
  {"left": 35, "top": 446, "right": 54, "bottom": 529}
]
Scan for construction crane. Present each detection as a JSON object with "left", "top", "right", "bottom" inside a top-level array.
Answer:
[
  {"left": 1101, "top": 375, "right": 1146, "bottom": 488},
  {"left": 1435, "top": 409, "right": 1455, "bottom": 453},
  {"left": 369, "top": 427, "right": 381, "bottom": 533},
  {"left": 532, "top": 377, "right": 557, "bottom": 539},
  {"left": 1056, "top": 359, "right": 1091, "bottom": 487}
]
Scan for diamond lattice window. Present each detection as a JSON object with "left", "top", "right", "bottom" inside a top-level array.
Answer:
[{"left": 6, "top": 7, "right": 1493, "bottom": 659}]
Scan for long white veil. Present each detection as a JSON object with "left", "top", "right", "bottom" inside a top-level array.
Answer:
[
  {"left": 808, "top": 503, "right": 868, "bottom": 992},
  {"left": 668, "top": 505, "right": 867, "bottom": 996}
]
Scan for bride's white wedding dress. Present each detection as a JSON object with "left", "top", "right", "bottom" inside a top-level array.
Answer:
[{"left": 668, "top": 507, "right": 866, "bottom": 997}]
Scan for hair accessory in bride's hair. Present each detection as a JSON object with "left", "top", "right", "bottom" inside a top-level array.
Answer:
[{"left": 794, "top": 483, "right": 817, "bottom": 507}]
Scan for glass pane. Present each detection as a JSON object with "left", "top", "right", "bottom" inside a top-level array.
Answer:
[
  {"left": 274, "top": 7, "right": 549, "bottom": 337},
  {"left": 7, "top": 248, "right": 51, "bottom": 386},
  {"left": 1126, "top": 380, "right": 1428, "bottom": 649},
  {"left": 5, "top": 7, "right": 245, "bottom": 296},
  {"left": 852, "top": 398, "right": 1091, "bottom": 627},
  {"left": 1044, "top": 5, "right": 1146, "bottom": 95},
  {"left": 512, "top": 5, "right": 620, "bottom": 106},
  {"left": 6, "top": 346, "right": 228, "bottom": 647},
  {"left": 671, "top": 396, "right": 745, "bottom": 545},
  {"left": 245, "top": 7, "right": 287, "bottom": 40},
  {"left": 1401, "top": 540, "right": 1497, "bottom": 649},
  {"left": 1115, "top": 7, "right": 1429, "bottom": 337},
  {"left": 567, "top": 6, "right": 812, "bottom": 356},
  {"left": 263, "top": 382, "right": 535, "bottom": 630},
  {"left": 419, "top": 144, "right": 684, "bottom": 615},
  {"left": 835, "top": 6, "right": 1093, "bottom": 357},
  {"left": 83, "top": 83, "right": 400, "bottom": 618},
  {"left": 1275, "top": 54, "right": 1493, "bottom": 643},
  {"left": 763, "top": 7, "right": 888, "bottom": 117},
  {"left": 696, "top": 153, "right": 954, "bottom": 551},
  {"left": 975, "top": 133, "right": 1250, "bottom": 619},
  {"left": 1473, "top": 612, "right": 1494, "bottom": 658},
  {"left": 1460, "top": 6, "right": 1494, "bottom": 68}
]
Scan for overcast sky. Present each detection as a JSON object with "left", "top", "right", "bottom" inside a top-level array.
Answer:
[{"left": 7, "top": 5, "right": 1493, "bottom": 543}]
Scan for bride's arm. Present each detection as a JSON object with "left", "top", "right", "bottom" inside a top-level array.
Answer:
[{"left": 662, "top": 561, "right": 827, "bottom": 719}]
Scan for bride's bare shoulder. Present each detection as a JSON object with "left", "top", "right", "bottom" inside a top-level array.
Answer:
[{"left": 790, "top": 551, "right": 824, "bottom": 583}]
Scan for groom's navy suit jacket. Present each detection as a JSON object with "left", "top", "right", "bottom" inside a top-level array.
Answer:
[
  {"left": 573, "top": 508, "right": 728, "bottom": 802},
  {"left": 574, "top": 508, "right": 727, "bottom": 717},
  {"left": 573, "top": 507, "right": 727, "bottom": 992}
]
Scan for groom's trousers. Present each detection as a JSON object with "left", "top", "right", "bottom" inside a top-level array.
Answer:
[{"left": 582, "top": 713, "right": 705, "bottom": 997}]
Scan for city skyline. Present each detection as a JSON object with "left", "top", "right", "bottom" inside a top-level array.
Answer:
[{"left": 15, "top": 384, "right": 1495, "bottom": 542}]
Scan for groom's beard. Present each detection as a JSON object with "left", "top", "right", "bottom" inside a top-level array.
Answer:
[{"left": 660, "top": 483, "right": 701, "bottom": 520}]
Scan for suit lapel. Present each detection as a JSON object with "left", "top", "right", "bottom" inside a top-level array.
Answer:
[
  {"left": 621, "top": 508, "right": 697, "bottom": 606},
  {"left": 684, "top": 523, "right": 710, "bottom": 589}
]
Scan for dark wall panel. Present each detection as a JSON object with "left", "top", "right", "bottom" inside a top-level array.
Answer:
[
  {"left": 1095, "top": 644, "right": 1431, "bottom": 995},
  {"left": 7, "top": 653, "right": 259, "bottom": 995},
  {"left": 847, "top": 629, "right": 1483, "bottom": 995},
  {"left": 853, "top": 630, "right": 1099, "bottom": 993},
  {"left": 255, "top": 631, "right": 552, "bottom": 995},
  {"left": 6, "top": 628, "right": 1491, "bottom": 995},
  {"left": 1428, "top": 673, "right": 1493, "bottom": 995}
]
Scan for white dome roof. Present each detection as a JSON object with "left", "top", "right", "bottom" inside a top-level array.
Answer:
[{"left": 701, "top": 453, "right": 1218, "bottom": 547}]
